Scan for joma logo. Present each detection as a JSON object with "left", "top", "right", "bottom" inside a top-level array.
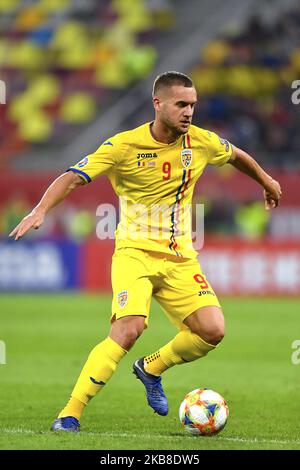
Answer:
[{"left": 137, "top": 153, "right": 158, "bottom": 159}]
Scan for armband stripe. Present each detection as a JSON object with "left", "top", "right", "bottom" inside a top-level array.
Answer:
[{"left": 66, "top": 168, "right": 92, "bottom": 183}]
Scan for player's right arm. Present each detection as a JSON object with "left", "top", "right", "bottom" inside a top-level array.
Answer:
[
  {"left": 9, "top": 171, "right": 84, "bottom": 241},
  {"left": 9, "top": 134, "right": 124, "bottom": 241}
]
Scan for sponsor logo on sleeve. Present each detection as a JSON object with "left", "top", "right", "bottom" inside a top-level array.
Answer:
[
  {"left": 77, "top": 157, "right": 89, "bottom": 168},
  {"left": 219, "top": 137, "right": 230, "bottom": 152}
]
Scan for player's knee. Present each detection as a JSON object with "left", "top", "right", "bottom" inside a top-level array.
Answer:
[
  {"left": 200, "top": 324, "right": 225, "bottom": 345},
  {"left": 124, "top": 325, "right": 144, "bottom": 347},
  {"left": 185, "top": 307, "right": 225, "bottom": 346},
  {"left": 110, "top": 316, "right": 145, "bottom": 350}
]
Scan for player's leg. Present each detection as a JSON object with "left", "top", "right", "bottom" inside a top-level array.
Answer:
[
  {"left": 53, "top": 315, "right": 145, "bottom": 425},
  {"left": 109, "top": 315, "right": 146, "bottom": 350},
  {"left": 144, "top": 306, "right": 224, "bottom": 376},
  {"left": 65, "top": 315, "right": 146, "bottom": 406},
  {"left": 183, "top": 305, "right": 224, "bottom": 345},
  {"left": 136, "top": 257, "right": 223, "bottom": 402},
  {"left": 52, "top": 248, "right": 152, "bottom": 432},
  {"left": 133, "top": 306, "right": 224, "bottom": 416}
]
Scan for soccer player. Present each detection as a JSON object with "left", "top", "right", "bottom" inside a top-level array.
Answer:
[{"left": 9, "top": 72, "right": 282, "bottom": 432}]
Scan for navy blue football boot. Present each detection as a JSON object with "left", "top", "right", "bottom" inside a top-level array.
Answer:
[
  {"left": 133, "top": 358, "right": 168, "bottom": 416},
  {"left": 51, "top": 416, "right": 80, "bottom": 432}
]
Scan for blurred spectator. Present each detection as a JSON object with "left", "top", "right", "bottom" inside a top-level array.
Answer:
[
  {"left": 63, "top": 208, "right": 95, "bottom": 240},
  {"left": 192, "top": 193, "right": 236, "bottom": 237},
  {"left": 0, "top": 193, "right": 29, "bottom": 236},
  {"left": 0, "top": 0, "right": 173, "bottom": 158},
  {"left": 234, "top": 200, "right": 270, "bottom": 240},
  {"left": 191, "top": 6, "right": 300, "bottom": 169}
]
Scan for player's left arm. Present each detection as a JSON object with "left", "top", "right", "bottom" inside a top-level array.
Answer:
[{"left": 228, "top": 145, "right": 282, "bottom": 210}]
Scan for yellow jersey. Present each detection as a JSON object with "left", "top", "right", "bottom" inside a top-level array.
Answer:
[{"left": 67, "top": 122, "right": 232, "bottom": 259}]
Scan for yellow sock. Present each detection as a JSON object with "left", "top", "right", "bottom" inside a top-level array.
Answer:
[
  {"left": 58, "top": 337, "right": 127, "bottom": 419},
  {"left": 144, "top": 330, "right": 216, "bottom": 376},
  {"left": 144, "top": 351, "right": 168, "bottom": 376},
  {"left": 58, "top": 397, "right": 85, "bottom": 420}
]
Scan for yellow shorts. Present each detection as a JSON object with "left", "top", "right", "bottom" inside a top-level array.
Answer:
[{"left": 111, "top": 247, "right": 221, "bottom": 330}]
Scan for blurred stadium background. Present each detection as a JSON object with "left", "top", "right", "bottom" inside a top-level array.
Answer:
[{"left": 0, "top": 0, "right": 300, "bottom": 296}]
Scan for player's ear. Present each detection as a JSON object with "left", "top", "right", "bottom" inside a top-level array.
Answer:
[{"left": 153, "top": 95, "right": 161, "bottom": 111}]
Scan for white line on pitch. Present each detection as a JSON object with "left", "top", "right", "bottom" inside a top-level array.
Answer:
[{"left": 0, "top": 428, "right": 300, "bottom": 446}]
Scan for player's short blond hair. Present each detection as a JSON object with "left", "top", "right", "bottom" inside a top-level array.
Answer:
[{"left": 152, "top": 71, "right": 194, "bottom": 98}]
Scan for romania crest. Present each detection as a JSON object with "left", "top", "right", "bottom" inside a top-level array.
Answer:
[
  {"left": 181, "top": 149, "right": 192, "bottom": 168},
  {"left": 117, "top": 290, "right": 128, "bottom": 308}
]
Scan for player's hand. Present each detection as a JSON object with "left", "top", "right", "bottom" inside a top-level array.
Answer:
[
  {"left": 263, "top": 178, "right": 282, "bottom": 210},
  {"left": 9, "top": 209, "right": 45, "bottom": 241}
]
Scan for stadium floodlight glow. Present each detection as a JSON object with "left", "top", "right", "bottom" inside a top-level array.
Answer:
[{"left": 0, "top": 80, "right": 6, "bottom": 104}]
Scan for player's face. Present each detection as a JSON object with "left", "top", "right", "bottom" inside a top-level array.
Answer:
[{"left": 154, "top": 85, "right": 197, "bottom": 135}]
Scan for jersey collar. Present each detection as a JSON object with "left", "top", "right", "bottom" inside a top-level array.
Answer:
[{"left": 147, "top": 122, "right": 184, "bottom": 147}]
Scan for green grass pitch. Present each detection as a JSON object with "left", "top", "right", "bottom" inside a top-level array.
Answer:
[{"left": 0, "top": 294, "right": 299, "bottom": 450}]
